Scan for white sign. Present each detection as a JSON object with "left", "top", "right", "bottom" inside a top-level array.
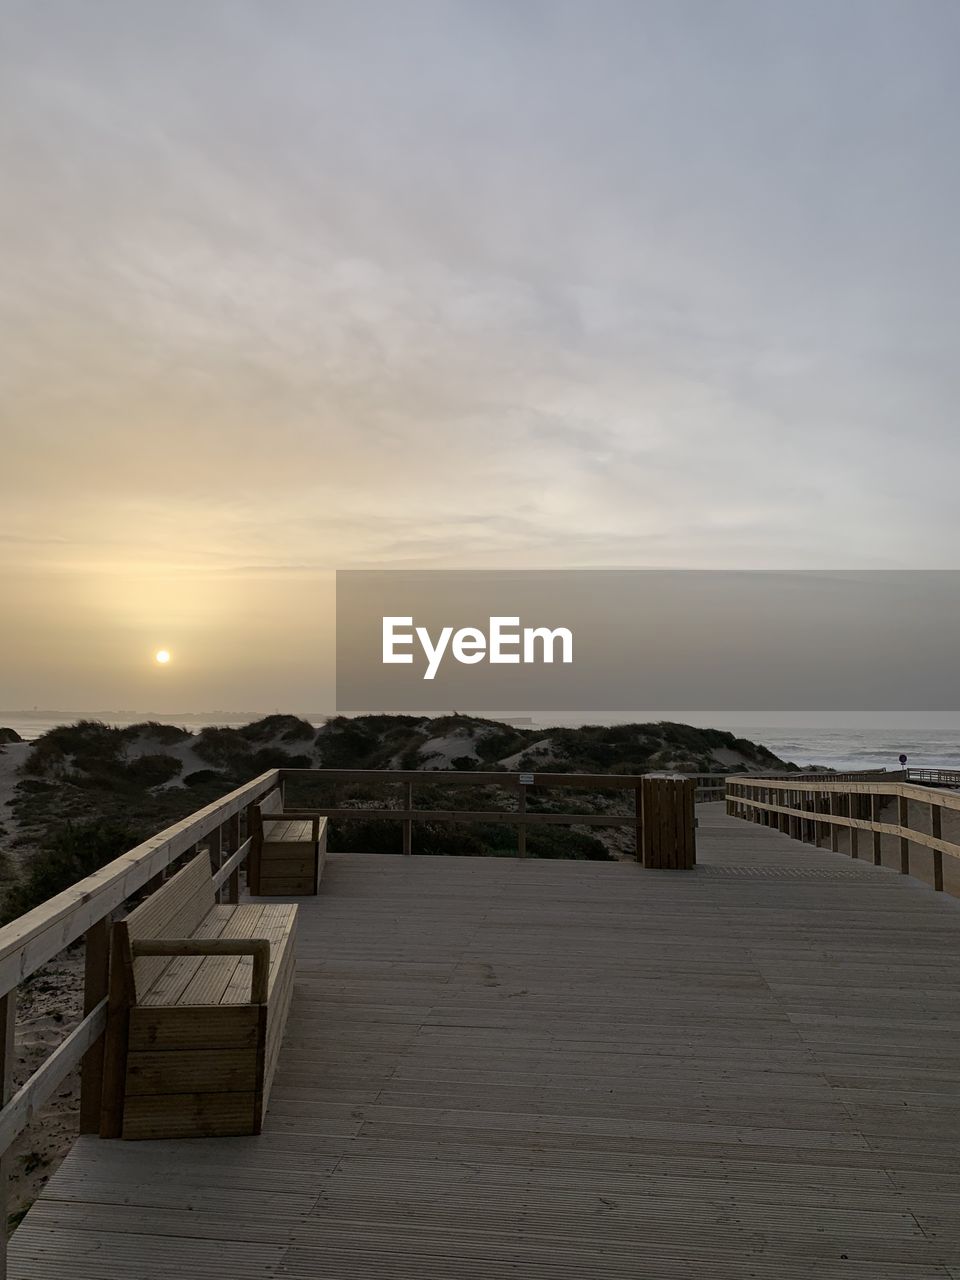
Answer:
[{"left": 518, "top": 772, "right": 535, "bottom": 786}]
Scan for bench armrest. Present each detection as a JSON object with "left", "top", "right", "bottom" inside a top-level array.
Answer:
[{"left": 131, "top": 938, "right": 271, "bottom": 1003}]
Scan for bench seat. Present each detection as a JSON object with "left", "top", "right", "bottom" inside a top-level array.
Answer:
[
  {"left": 102, "top": 853, "right": 298, "bottom": 1141},
  {"left": 137, "top": 903, "right": 294, "bottom": 1007}
]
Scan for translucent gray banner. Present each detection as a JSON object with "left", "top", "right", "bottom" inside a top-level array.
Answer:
[{"left": 335, "top": 570, "right": 960, "bottom": 713}]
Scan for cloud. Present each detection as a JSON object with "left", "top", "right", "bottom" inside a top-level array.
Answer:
[{"left": 1, "top": 0, "right": 959, "bottom": 704}]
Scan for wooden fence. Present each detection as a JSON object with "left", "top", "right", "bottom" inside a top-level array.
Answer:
[
  {"left": 727, "top": 773, "right": 960, "bottom": 892},
  {"left": 0, "top": 767, "right": 281, "bottom": 1277},
  {"left": 906, "top": 767, "right": 960, "bottom": 788},
  {"left": 277, "top": 767, "right": 703, "bottom": 861},
  {"left": 0, "top": 765, "right": 712, "bottom": 1273}
]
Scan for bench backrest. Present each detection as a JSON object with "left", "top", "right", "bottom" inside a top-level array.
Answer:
[
  {"left": 258, "top": 787, "right": 283, "bottom": 819},
  {"left": 118, "top": 853, "right": 216, "bottom": 1002}
]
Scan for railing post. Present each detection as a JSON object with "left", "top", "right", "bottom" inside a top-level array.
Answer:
[
  {"left": 207, "top": 824, "right": 223, "bottom": 901},
  {"left": 245, "top": 801, "right": 259, "bottom": 895},
  {"left": 79, "top": 918, "right": 110, "bottom": 1134},
  {"left": 0, "top": 989, "right": 16, "bottom": 1278},
  {"left": 870, "top": 794, "right": 882, "bottom": 865},
  {"left": 898, "top": 794, "right": 910, "bottom": 875},
  {"left": 829, "top": 793, "right": 840, "bottom": 853},
  {"left": 849, "top": 794, "right": 859, "bottom": 859},
  {"left": 635, "top": 785, "right": 643, "bottom": 859},
  {"left": 227, "top": 813, "right": 242, "bottom": 903},
  {"left": 403, "top": 782, "right": 413, "bottom": 855},
  {"left": 931, "top": 803, "right": 943, "bottom": 892},
  {"left": 815, "top": 790, "right": 823, "bottom": 843},
  {"left": 640, "top": 778, "right": 695, "bottom": 869},
  {"left": 518, "top": 786, "right": 527, "bottom": 858}
]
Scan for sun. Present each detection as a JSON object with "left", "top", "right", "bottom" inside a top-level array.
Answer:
[{"left": 154, "top": 649, "right": 171, "bottom": 665}]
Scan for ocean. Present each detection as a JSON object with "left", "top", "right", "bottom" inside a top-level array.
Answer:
[
  {"left": 1, "top": 710, "right": 957, "bottom": 774},
  {"left": 729, "top": 726, "right": 960, "bottom": 773}
]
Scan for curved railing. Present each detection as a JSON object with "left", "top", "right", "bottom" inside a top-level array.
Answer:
[{"left": 726, "top": 771, "right": 960, "bottom": 891}]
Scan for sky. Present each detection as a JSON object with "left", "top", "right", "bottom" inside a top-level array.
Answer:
[{"left": 2, "top": 1, "right": 960, "bottom": 712}]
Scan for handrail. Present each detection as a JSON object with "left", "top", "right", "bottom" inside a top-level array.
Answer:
[
  {"left": 0, "top": 762, "right": 717, "bottom": 1266},
  {"left": 726, "top": 771, "right": 960, "bottom": 893},
  {"left": 0, "top": 770, "right": 280, "bottom": 999},
  {"left": 279, "top": 766, "right": 659, "bottom": 858},
  {"left": 0, "top": 767, "right": 279, "bottom": 1265},
  {"left": 276, "top": 767, "right": 725, "bottom": 851},
  {"left": 906, "top": 767, "right": 960, "bottom": 787}
]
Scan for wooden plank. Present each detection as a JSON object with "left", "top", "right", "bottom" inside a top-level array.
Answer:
[
  {"left": 124, "top": 1048, "right": 258, "bottom": 1097},
  {"left": 0, "top": 990, "right": 14, "bottom": 1280},
  {"left": 261, "top": 854, "right": 316, "bottom": 876},
  {"left": 0, "top": 1000, "right": 107, "bottom": 1155},
  {"left": 125, "top": 855, "right": 218, "bottom": 998},
  {"left": 260, "top": 788, "right": 282, "bottom": 816},
  {"left": 211, "top": 834, "right": 253, "bottom": 896},
  {"left": 293, "top": 808, "right": 632, "bottom": 828},
  {"left": 13, "top": 809, "right": 960, "bottom": 1278},
  {"left": 135, "top": 930, "right": 270, "bottom": 1007},
  {"left": 931, "top": 804, "right": 943, "bottom": 892},
  {"left": 257, "top": 877, "right": 316, "bottom": 897},
  {"left": 898, "top": 795, "right": 910, "bottom": 875},
  {"left": 0, "top": 770, "right": 280, "bottom": 999},
  {"left": 127, "top": 1004, "right": 260, "bottom": 1052},
  {"left": 403, "top": 782, "right": 413, "bottom": 856},
  {"left": 79, "top": 918, "right": 109, "bottom": 1134},
  {"left": 121, "top": 1090, "right": 259, "bottom": 1140},
  {"left": 137, "top": 905, "right": 234, "bottom": 1007}
]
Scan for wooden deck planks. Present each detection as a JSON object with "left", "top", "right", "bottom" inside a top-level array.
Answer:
[{"left": 9, "top": 807, "right": 960, "bottom": 1277}]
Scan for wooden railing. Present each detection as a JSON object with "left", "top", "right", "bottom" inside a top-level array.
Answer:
[
  {"left": 727, "top": 772, "right": 960, "bottom": 892},
  {"left": 0, "top": 767, "right": 281, "bottom": 1276},
  {"left": 689, "top": 774, "right": 728, "bottom": 802},
  {"left": 906, "top": 767, "right": 960, "bottom": 788},
  {"left": 277, "top": 766, "right": 707, "bottom": 858},
  {"left": 0, "top": 763, "right": 711, "bottom": 1271}
]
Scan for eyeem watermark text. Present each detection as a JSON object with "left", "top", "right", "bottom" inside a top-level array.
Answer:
[{"left": 383, "top": 616, "right": 574, "bottom": 680}]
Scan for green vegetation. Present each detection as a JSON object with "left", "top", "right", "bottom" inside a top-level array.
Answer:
[
  {"left": 1, "top": 818, "right": 145, "bottom": 923},
  {"left": 1, "top": 713, "right": 792, "bottom": 919}
]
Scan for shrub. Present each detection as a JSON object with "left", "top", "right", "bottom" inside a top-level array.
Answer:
[
  {"left": 123, "top": 754, "right": 182, "bottom": 787},
  {"left": 21, "top": 720, "right": 122, "bottom": 778},
  {"left": 120, "top": 721, "right": 191, "bottom": 745},
  {"left": 182, "top": 768, "right": 227, "bottom": 789},
  {"left": 193, "top": 727, "right": 251, "bottom": 766},
  {"left": 2, "top": 819, "right": 143, "bottom": 922},
  {"left": 248, "top": 749, "right": 313, "bottom": 774},
  {"left": 316, "top": 717, "right": 381, "bottom": 767},
  {"left": 239, "top": 715, "right": 315, "bottom": 743}
]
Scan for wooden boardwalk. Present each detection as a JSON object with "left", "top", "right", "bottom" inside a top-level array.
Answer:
[{"left": 10, "top": 808, "right": 960, "bottom": 1278}]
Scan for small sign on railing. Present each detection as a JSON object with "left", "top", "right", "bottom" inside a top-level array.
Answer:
[{"left": 518, "top": 772, "right": 535, "bottom": 786}]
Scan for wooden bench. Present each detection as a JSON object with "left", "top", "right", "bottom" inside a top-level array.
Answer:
[
  {"left": 249, "top": 787, "right": 326, "bottom": 896},
  {"left": 101, "top": 851, "right": 297, "bottom": 1140}
]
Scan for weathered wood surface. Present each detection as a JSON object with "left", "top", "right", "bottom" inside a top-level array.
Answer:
[
  {"left": 102, "top": 853, "right": 297, "bottom": 1141},
  {"left": 251, "top": 788, "right": 325, "bottom": 896},
  {"left": 11, "top": 808, "right": 960, "bottom": 1277}
]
